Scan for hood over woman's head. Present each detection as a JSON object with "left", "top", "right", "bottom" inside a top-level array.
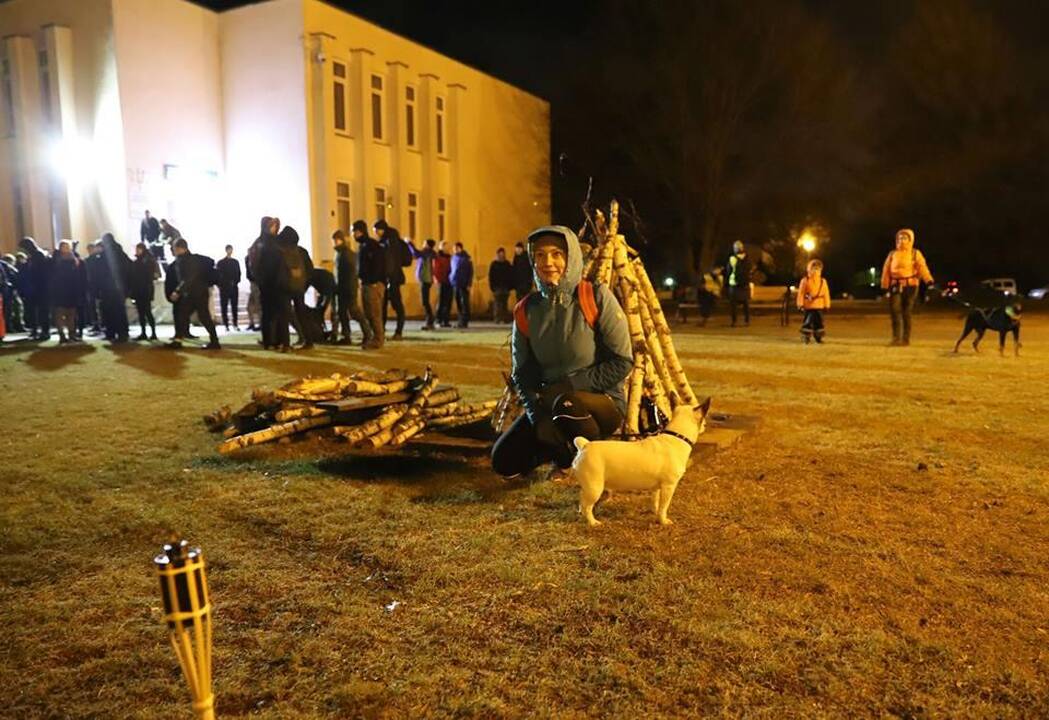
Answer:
[
  {"left": 260, "top": 216, "right": 274, "bottom": 237},
  {"left": 895, "top": 228, "right": 915, "bottom": 250},
  {"left": 526, "top": 225, "right": 583, "bottom": 298}
]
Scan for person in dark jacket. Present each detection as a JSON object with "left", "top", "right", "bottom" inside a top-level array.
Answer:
[
  {"left": 0, "top": 253, "right": 22, "bottom": 333},
  {"left": 250, "top": 216, "right": 281, "bottom": 348},
  {"left": 216, "top": 244, "right": 241, "bottom": 331},
  {"left": 434, "top": 240, "right": 453, "bottom": 327},
  {"left": 140, "top": 210, "right": 164, "bottom": 265},
  {"left": 166, "top": 238, "right": 220, "bottom": 349},
  {"left": 374, "top": 219, "right": 407, "bottom": 340},
  {"left": 491, "top": 226, "right": 633, "bottom": 478},
  {"left": 488, "top": 247, "right": 514, "bottom": 323},
  {"left": 275, "top": 225, "right": 313, "bottom": 349},
  {"left": 97, "top": 233, "right": 131, "bottom": 342},
  {"left": 49, "top": 241, "right": 84, "bottom": 343},
  {"left": 84, "top": 241, "right": 106, "bottom": 335},
  {"left": 512, "top": 241, "right": 532, "bottom": 303},
  {"left": 406, "top": 237, "right": 437, "bottom": 330},
  {"left": 450, "top": 242, "right": 474, "bottom": 328},
  {"left": 723, "top": 241, "right": 753, "bottom": 327},
  {"left": 17, "top": 237, "right": 52, "bottom": 340},
  {"left": 309, "top": 265, "right": 336, "bottom": 342},
  {"left": 332, "top": 229, "right": 370, "bottom": 346},
  {"left": 129, "top": 242, "right": 159, "bottom": 340},
  {"left": 355, "top": 220, "right": 386, "bottom": 349}
]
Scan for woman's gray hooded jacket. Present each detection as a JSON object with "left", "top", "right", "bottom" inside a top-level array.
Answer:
[{"left": 510, "top": 226, "right": 633, "bottom": 422}]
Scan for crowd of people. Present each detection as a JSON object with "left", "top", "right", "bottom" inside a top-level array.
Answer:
[{"left": 0, "top": 212, "right": 543, "bottom": 350}]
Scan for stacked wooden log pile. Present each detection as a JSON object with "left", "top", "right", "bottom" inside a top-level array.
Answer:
[
  {"left": 205, "top": 368, "right": 496, "bottom": 454},
  {"left": 494, "top": 199, "right": 697, "bottom": 437}
]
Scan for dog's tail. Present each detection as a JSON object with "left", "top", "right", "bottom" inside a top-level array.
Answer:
[{"left": 570, "top": 436, "right": 590, "bottom": 470}]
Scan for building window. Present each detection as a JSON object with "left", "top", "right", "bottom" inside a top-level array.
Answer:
[
  {"left": 332, "top": 61, "right": 348, "bottom": 133},
  {"left": 407, "top": 192, "right": 418, "bottom": 239},
  {"left": 435, "top": 96, "right": 445, "bottom": 155},
  {"left": 336, "top": 181, "right": 351, "bottom": 232},
  {"left": 405, "top": 85, "right": 417, "bottom": 148},
  {"left": 437, "top": 196, "right": 447, "bottom": 242},
  {"left": 1, "top": 58, "right": 13, "bottom": 136},
  {"left": 370, "top": 74, "right": 384, "bottom": 141},
  {"left": 374, "top": 186, "right": 387, "bottom": 222}
]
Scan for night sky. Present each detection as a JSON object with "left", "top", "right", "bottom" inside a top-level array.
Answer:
[{"left": 196, "top": 0, "right": 1049, "bottom": 290}]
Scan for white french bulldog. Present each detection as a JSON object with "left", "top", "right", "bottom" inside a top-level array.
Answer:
[{"left": 572, "top": 398, "right": 711, "bottom": 527}]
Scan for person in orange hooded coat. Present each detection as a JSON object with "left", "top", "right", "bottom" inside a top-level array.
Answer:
[{"left": 880, "top": 228, "right": 933, "bottom": 346}]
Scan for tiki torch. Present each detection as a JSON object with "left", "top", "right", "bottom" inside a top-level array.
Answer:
[{"left": 155, "top": 540, "right": 215, "bottom": 720}]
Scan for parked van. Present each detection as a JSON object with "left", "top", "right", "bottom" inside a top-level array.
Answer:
[{"left": 980, "top": 278, "right": 1018, "bottom": 295}]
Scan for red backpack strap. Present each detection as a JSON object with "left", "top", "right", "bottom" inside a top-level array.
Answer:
[
  {"left": 577, "top": 280, "right": 599, "bottom": 329},
  {"left": 513, "top": 293, "right": 533, "bottom": 337}
]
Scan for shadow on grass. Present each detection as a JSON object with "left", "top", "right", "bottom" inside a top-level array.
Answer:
[
  {"left": 107, "top": 343, "right": 187, "bottom": 378},
  {"left": 24, "top": 343, "right": 97, "bottom": 371},
  {"left": 318, "top": 454, "right": 511, "bottom": 504}
]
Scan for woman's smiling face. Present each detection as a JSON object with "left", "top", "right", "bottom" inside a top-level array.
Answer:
[{"left": 533, "top": 241, "right": 567, "bottom": 286}]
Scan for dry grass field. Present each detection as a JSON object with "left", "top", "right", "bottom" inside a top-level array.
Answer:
[{"left": 2, "top": 307, "right": 1048, "bottom": 718}]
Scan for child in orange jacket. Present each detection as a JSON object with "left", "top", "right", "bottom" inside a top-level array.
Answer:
[{"left": 797, "top": 259, "right": 831, "bottom": 343}]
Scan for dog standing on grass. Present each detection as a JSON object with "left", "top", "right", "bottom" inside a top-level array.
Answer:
[
  {"left": 572, "top": 398, "right": 712, "bottom": 527},
  {"left": 953, "top": 302, "right": 1022, "bottom": 356}
]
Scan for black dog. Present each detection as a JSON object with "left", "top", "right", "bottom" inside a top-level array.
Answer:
[{"left": 953, "top": 302, "right": 1022, "bottom": 356}]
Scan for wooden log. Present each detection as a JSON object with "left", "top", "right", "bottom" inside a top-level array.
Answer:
[
  {"left": 341, "top": 378, "right": 411, "bottom": 396},
  {"left": 633, "top": 259, "right": 697, "bottom": 405},
  {"left": 424, "top": 387, "right": 459, "bottom": 407},
  {"left": 624, "top": 357, "right": 645, "bottom": 435},
  {"left": 425, "top": 409, "right": 494, "bottom": 429},
  {"left": 351, "top": 368, "right": 409, "bottom": 383},
  {"left": 274, "top": 406, "right": 330, "bottom": 423},
  {"left": 636, "top": 291, "right": 679, "bottom": 407},
  {"left": 333, "top": 403, "right": 409, "bottom": 444},
  {"left": 388, "top": 418, "right": 427, "bottom": 447},
  {"left": 218, "top": 415, "right": 332, "bottom": 454},
  {"left": 424, "top": 402, "right": 460, "bottom": 418}
]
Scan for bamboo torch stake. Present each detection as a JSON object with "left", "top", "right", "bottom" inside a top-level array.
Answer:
[
  {"left": 632, "top": 258, "right": 697, "bottom": 405},
  {"left": 155, "top": 541, "right": 214, "bottom": 720}
]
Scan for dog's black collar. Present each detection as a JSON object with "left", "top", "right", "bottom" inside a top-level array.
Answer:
[{"left": 661, "top": 429, "right": 694, "bottom": 448}]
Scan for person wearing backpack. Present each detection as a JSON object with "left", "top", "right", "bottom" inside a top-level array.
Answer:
[
  {"left": 276, "top": 225, "right": 313, "bottom": 350},
  {"left": 491, "top": 226, "right": 633, "bottom": 479},
  {"left": 166, "top": 238, "right": 220, "bottom": 349},
  {"left": 880, "top": 228, "right": 934, "bottom": 346},
  {"left": 374, "top": 219, "right": 408, "bottom": 340},
  {"left": 797, "top": 259, "right": 831, "bottom": 343}
]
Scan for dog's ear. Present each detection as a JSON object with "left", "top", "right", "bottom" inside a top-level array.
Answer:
[{"left": 697, "top": 396, "right": 712, "bottom": 417}]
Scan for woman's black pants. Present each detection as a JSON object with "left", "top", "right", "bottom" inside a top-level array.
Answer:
[{"left": 491, "top": 390, "right": 622, "bottom": 477}]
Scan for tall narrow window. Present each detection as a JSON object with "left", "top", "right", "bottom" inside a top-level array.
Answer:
[
  {"left": 1, "top": 58, "right": 13, "bottom": 136},
  {"left": 435, "top": 96, "right": 445, "bottom": 155},
  {"left": 332, "top": 61, "right": 347, "bottom": 132},
  {"left": 374, "top": 187, "right": 387, "bottom": 222},
  {"left": 336, "top": 181, "right": 351, "bottom": 232},
  {"left": 12, "top": 183, "right": 25, "bottom": 242},
  {"left": 370, "top": 74, "right": 384, "bottom": 140},
  {"left": 437, "top": 196, "right": 447, "bottom": 242},
  {"left": 407, "top": 192, "right": 418, "bottom": 239},
  {"left": 38, "top": 50, "right": 51, "bottom": 123},
  {"left": 405, "top": 85, "right": 417, "bottom": 147}
]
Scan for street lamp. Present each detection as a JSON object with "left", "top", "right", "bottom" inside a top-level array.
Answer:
[{"left": 798, "top": 231, "right": 817, "bottom": 255}]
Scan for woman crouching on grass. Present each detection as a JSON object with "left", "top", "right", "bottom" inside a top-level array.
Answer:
[{"left": 491, "top": 226, "right": 633, "bottom": 479}]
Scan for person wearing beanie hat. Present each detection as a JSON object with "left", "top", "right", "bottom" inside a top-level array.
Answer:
[
  {"left": 880, "top": 228, "right": 934, "bottom": 346},
  {"left": 352, "top": 219, "right": 368, "bottom": 234},
  {"left": 723, "top": 240, "right": 752, "bottom": 327}
]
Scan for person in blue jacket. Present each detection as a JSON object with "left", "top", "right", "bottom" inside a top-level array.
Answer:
[{"left": 491, "top": 225, "right": 633, "bottom": 478}]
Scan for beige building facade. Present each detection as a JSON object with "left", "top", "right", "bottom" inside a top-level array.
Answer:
[{"left": 0, "top": 0, "right": 549, "bottom": 311}]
